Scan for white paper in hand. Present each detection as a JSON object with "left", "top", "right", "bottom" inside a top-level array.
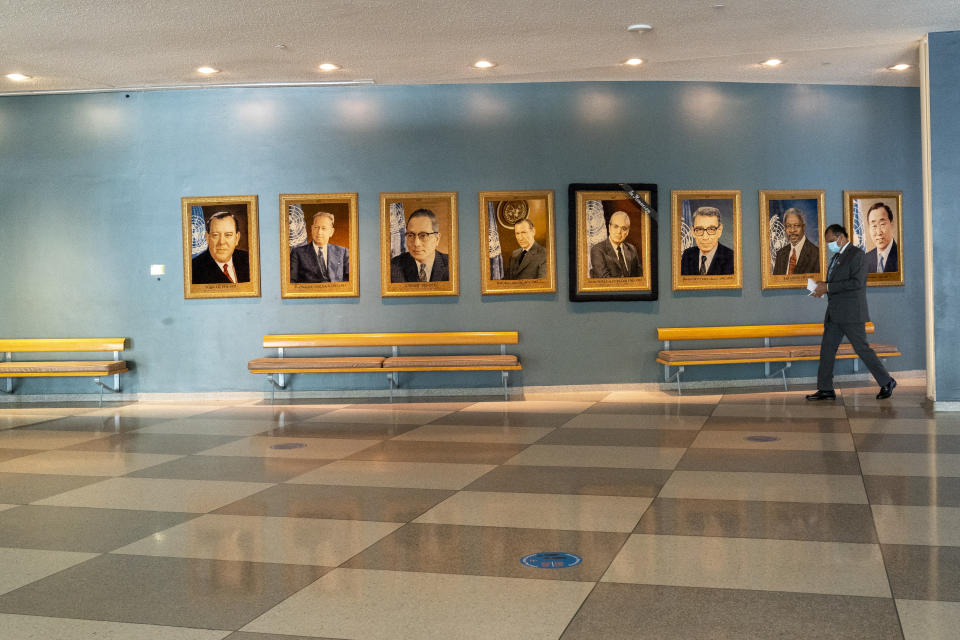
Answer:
[{"left": 807, "top": 278, "right": 820, "bottom": 298}]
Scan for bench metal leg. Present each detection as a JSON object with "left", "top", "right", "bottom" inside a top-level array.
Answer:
[
  {"left": 502, "top": 371, "right": 509, "bottom": 401},
  {"left": 267, "top": 374, "right": 286, "bottom": 405},
  {"left": 665, "top": 366, "right": 684, "bottom": 395},
  {"left": 765, "top": 361, "right": 791, "bottom": 391},
  {"left": 93, "top": 377, "right": 121, "bottom": 408},
  {"left": 1, "top": 378, "right": 12, "bottom": 394},
  {"left": 387, "top": 372, "right": 398, "bottom": 403}
]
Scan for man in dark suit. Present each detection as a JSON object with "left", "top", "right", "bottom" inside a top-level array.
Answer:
[
  {"left": 808, "top": 224, "right": 896, "bottom": 400},
  {"left": 772, "top": 209, "right": 820, "bottom": 275},
  {"left": 192, "top": 211, "right": 250, "bottom": 284},
  {"left": 680, "top": 206, "right": 735, "bottom": 275},
  {"left": 589, "top": 211, "right": 641, "bottom": 278},
  {"left": 507, "top": 218, "right": 547, "bottom": 279},
  {"left": 390, "top": 208, "right": 449, "bottom": 282},
  {"left": 864, "top": 202, "right": 898, "bottom": 273},
  {"left": 290, "top": 211, "right": 349, "bottom": 283}
]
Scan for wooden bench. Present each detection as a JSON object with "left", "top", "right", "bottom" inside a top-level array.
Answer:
[
  {"left": 656, "top": 323, "right": 900, "bottom": 394},
  {"left": 248, "top": 331, "right": 521, "bottom": 401},
  {"left": 0, "top": 338, "right": 129, "bottom": 406}
]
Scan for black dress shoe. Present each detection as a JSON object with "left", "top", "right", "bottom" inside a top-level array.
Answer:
[
  {"left": 877, "top": 378, "right": 897, "bottom": 399},
  {"left": 806, "top": 389, "right": 837, "bottom": 401}
]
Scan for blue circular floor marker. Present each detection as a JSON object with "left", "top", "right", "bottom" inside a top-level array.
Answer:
[
  {"left": 269, "top": 442, "right": 308, "bottom": 450},
  {"left": 521, "top": 552, "right": 582, "bottom": 569},
  {"left": 744, "top": 435, "right": 780, "bottom": 442}
]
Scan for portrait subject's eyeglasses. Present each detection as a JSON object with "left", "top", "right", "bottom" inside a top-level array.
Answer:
[
  {"left": 692, "top": 226, "right": 720, "bottom": 237},
  {"left": 405, "top": 231, "right": 438, "bottom": 242}
]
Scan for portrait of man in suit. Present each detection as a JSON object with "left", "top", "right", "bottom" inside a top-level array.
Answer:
[
  {"left": 192, "top": 211, "right": 250, "bottom": 284},
  {"left": 772, "top": 208, "right": 820, "bottom": 275},
  {"left": 865, "top": 202, "right": 898, "bottom": 273},
  {"left": 506, "top": 218, "right": 547, "bottom": 279},
  {"left": 290, "top": 211, "right": 349, "bottom": 283},
  {"left": 680, "top": 206, "right": 735, "bottom": 276},
  {"left": 390, "top": 208, "right": 450, "bottom": 283},
  {"left": 589, "top": 210, "right": 641, "bottom": 278}
]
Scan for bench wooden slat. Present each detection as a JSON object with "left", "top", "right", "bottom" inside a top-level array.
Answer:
[
  {"left": 656, "top": 323, "right": 875, "bottom": 342},
  {"left": 657, "top": 344, "right": 901, "bottom": 366},
  {"left": 0, "top": 338, "right": 128, "bottom": 353},
  {"left": 0, "top": 361, "right": 128, "bottom": 376},
  {"left": 262, "top": 331, "right": 519, "bottom": 349},
  {"left": 248, "top": 357, "right": 385, "bottom": 371},
  {"left": 383, "top": 355, "right": 519, "bottom": 368}
]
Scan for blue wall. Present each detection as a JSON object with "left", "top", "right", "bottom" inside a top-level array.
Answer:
[
  {"left": 0, "top": 81, "right": 923, "bottom": 394},
  {"left": 929, "top": 32, "right": 960, "bottom": 402}
]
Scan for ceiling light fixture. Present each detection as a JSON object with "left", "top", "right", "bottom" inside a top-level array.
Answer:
[
  {"left": 888, "top": 63, "right": 911, "bottom": 71},
  {"left": 625, "top": 58, "right": 644, "bottom": 66},
  {"left": 196, "top": 66, "right": 219, "bottom": 74},
  {"left": 318, "top": 63, "right": 340, "bottom": 71},
  {"left": 472, "top": 60, "right": 496, "bottom": 69},
  {"left": 5, "top": 73, "right": 31, "bottom": 81},
  {"left": 627, "top": 24, "right": 653, "bottom": 34},
  {"left": 761, "top": 58, "right": 783, "bottom": 67}
]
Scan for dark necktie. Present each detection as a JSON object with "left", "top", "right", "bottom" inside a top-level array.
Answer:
[
  {"left": 699, "top": 255, "right": 707, "bottom": 275},
  {"left": 316, "top": 247, "right": 328, "bottom": 281},
  {"left": 418, "top": 263, "right": 427, "bottom": 282},
  {"left": 617, "top": 246, "right": 627, "bottom": 274},
  {"left": 827, "top": 253, "right": 839, "bottom": 279},
  {"left": 222, "top": 263, "right": 234, "bottom": 283},
  {"left": 787, "top": 248, "right": 797, "bottom": 274},
  {"left": 519, "top": 249, "right": 527, "bottom": 263}
]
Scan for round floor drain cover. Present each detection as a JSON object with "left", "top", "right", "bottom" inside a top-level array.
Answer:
[
  {"left": 744, "top": 435, "right": 779, "bottom": 442},
  {"left": 270, "top": 442, "right": 308, "bottom": 450},
  {"left": 521, "top": 552, "right": 582, "bottom": 569}
]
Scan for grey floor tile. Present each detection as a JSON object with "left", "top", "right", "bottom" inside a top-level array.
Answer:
[
  {"left": 0, "top": 450, "right": 37, "bottom": 463},
  {"left": 882, "top": 544, "right": 960, "bottom": 601},
  {"left": 700, "top": 416, "right": 851, "bottom": 432},
  {"left": 343, "top": 522, "right": 628, "bottom": 581},
  {"left": 225, "top": 633, "right": 339, "bottom": 640},
  {"left": 537, "top": 428, "right": 697, "bottom": 448},
  {"left": 864, "top": 476, "right": 960, "bottom": 507},
  {"left": 260, "top": 421, "right": 419, "bottom": 439},
  {"left": 634, "top": 498, "right": 877, "bottom": 542},
  {"left": 62, "top": 433, "right": 244, "bottom": 455},
  {"left": 586, "top": 402, "right": 716, "bottom": 416},
  {"left": 201, "top": 407, "right": 331, "bottom": 422},
  {"left": 677, "top": 448, "right": 862, "bottom": 474},
  {"left": 126, "top": 455, "right": 331, "bottom": 482},
  {"left": 0, "top": 473, "right": 107, "bottom": 504},
  {"left": 344, "top": 440, "right": 528, "bottom": 464},
  {"left": 0, "top": 554, "right": 328, "bottom": 630},
  {"left": 464, "top": 465, "right": 670, "bottom": 497},
  {"left": 560, "top": 583, "right": 904, "bottom": 640},
  {"left": 854, "top": 433, "right": 960, "bottom": 453},
  {"left": 0, "top": 505, "right": 197, "bottom": 552},
  {"left": 845, "top": 406, "right": 936, "bottom": 420},
  {"left": 897, "top": 599, "right": 960, "bottom": 640},
  {"left": 17, "top": 415, "right": 166, "bottom": 432},
  {"left": 213, "top": 483, "right": 453, "bottom": 522},
  {"left": 430, "top": 411, "right": 576, "bottom": 428}
]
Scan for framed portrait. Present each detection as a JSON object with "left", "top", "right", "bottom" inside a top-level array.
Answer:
[
  {"left": 279, "top": 193, "right": 359, "bottom": 298},
  {"left": 182, "top": 195, "right": 260, "bottom": 299},
  {"left": 671, "top": 190, "right": 742, "bottom": 291},
  {"left": 479, "top": 190, "right": 556, "bottom": 295},
  {"left": 844, "top": 190, "right": 904, "bottom": 286},
  {"left": 568, "top": 183, "right": 658, "bottom": 302},
  {"left": 758, "top": 190, "right": 826, "bottom": 289},
  {"left": 380, "top": 192, "right": 459, "bottom": 297}
]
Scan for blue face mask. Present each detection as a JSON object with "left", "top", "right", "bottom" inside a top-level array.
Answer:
[{"left": 827, "top": 240, "right": 841, "bottom": 253}]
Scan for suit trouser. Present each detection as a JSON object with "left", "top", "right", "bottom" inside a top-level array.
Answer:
[{"left": 817, "top": 321, "right": 892, "bottom": 390}]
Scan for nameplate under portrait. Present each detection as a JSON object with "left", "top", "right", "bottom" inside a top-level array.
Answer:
[
  {"left": 759, "top": 189, "right": 826, "bottom": 290},
  {"left": 479, "top": 190, "right": 556, "bottom": 295},
  {"left": 844, "top": 190, "right": 904, "bottom": 287},
  {"left": 181, "top": 195, "right": 261, "bottom": 300},
  {"left": 671, "top": 190, "right": 742, "bottom": 291},
  {"left": 279, "top": 193, "right": 359, "bottom": 299},
  {"left": 380, "top": 192, "right": 459, "bottom": 298}
]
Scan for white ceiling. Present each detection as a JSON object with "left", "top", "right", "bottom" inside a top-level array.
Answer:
[{"left": 2, "top": 0, "right": 958, "bottom": 95}]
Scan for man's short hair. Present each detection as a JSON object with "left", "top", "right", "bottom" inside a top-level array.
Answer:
[
  {"left": 206, "top": 211, "right": 240, "bottom": 233},
  {"left": 783, "top": 209, "right": 805, "bottom": 226},
  {"left": 867, "top": 202, "right": 894, "bottom": 222},
  {"left": 515, "top": 218, "right": 535, "bottom": 232},
  {"left": 692, "top": 206, "right": 721, "bottom": 224},
  {"left": 312, "top": 211, "right": 335, "bottom": 226},
  {"left": 407, "top": 208, "right": 439, "bottom": 232},
  {"left": 825, "top": 223, "right": 847, "bottom": 238}
]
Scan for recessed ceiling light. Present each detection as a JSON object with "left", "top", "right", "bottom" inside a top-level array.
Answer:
[
  {"left": 318, "top": 63, "right": 340, "bottom": 71},
  {"left": 196, "top": 66, "right": 219, "bottom": 74},
  {"left": 889, "top": 63, "right": 911, "bottom": 71},
  {"left": 5, "top": 73, "right": 31, "bottom": 81},
  {"left": 761, "top": 58, "right": 783, "bottom": 67},
  {"left": 625, "top": 58, "right": 644, "bottom": 66},
  {"left": 472, "top": 60, "right": 496, "bottom": 69}
]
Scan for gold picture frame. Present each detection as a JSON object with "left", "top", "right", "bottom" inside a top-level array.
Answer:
[
  {"left": 380, "top": 192, "right": 459, "bottom": 297},
  {"left": 479, "top": 190, "right": 556, "bottom": 295},
  {"left": 572, "top": 186, "right": 655, "bottom": 299},
  {"left": 759, "top": 190, "right": 826, "bottom": 290},
  {"left": 671, "top": 190, "right": 742, "bottom": 291},
  {"left": 182, "top": 195, "right": 260, "bottom": 299},
  {"left": 279, "top": 193, "right": 359, "bottom": 298},
  {"left": 843, "top": 190, "right": 904, "bottom": 286}
]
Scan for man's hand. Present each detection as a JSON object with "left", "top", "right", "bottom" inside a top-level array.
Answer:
[{"left": 812, "top": 281, "right": 828, "bottom": 298}]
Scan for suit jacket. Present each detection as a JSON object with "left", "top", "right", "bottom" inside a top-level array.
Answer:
[
  {"left": 825, "top": 244, "right": 870, "bottom": 324},
  {"left": 390, "top": 251, "right": 449, "bottom": 283},
  {"left": 507, "top": 242, "right": 547, "bottom": 279},
  {"left": 680, "top": 243, "right": 735, "bottom": 276},
  {"left": 589, "top": 239, "right": 641, "bottom": 278},
  {"left": 290, "top": 242, "right": 348, "bottom": 283},
  {"left": 192, "top": 249, "right": 250, "bottom": 284},
  {"left": 773, "top": 240, "right": 820, "bottom": 275},
  {"left": 865, "top": 240, "right": 898, "bottom": 273}
]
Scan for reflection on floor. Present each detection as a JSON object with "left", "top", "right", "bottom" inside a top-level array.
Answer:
[{"left": 0, "top": 378, "right": 958, "bottom": 639}]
